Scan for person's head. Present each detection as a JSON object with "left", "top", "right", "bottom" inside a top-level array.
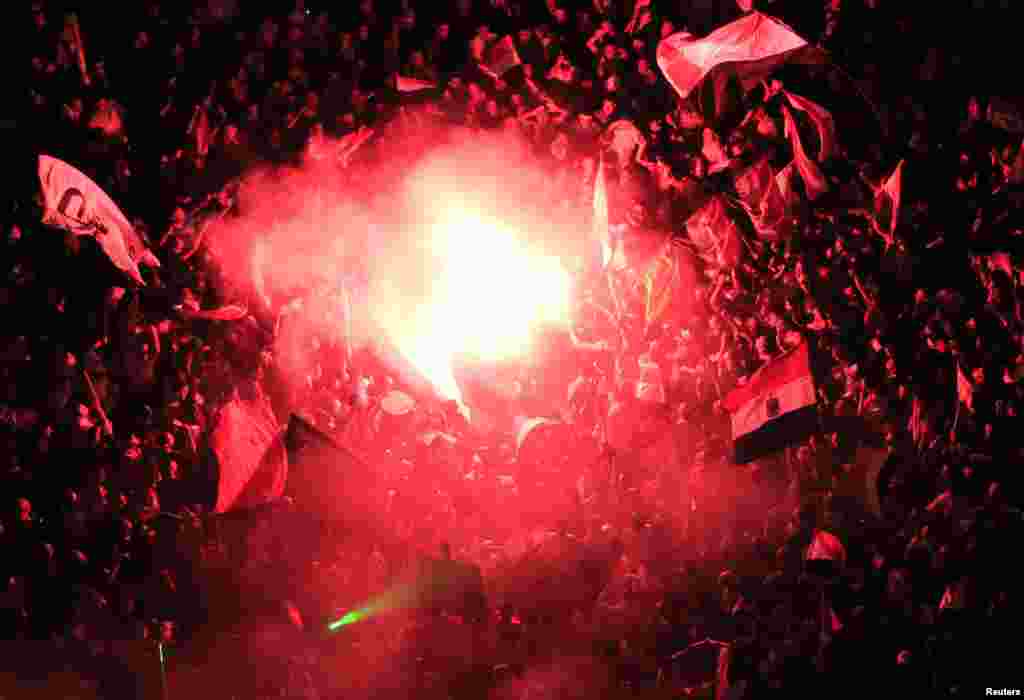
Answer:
[
  {"left": 15, "top": 497, "right": 32, "bottom": 523},
  {"left": 604, "top": 74, "right": 621, "bottom": 94},
  {"left": 553, "top": 8, "right": 568, "bottom": 24},
  {"left": 437, "top": 23, "right": 450, "bottom": 40},
  {"left": 358, "top": 24, "right": 370, "bottom": 41}
]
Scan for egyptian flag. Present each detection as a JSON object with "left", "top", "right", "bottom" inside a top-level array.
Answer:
[{"left": 722, "top": 341, "right": 816, "bottom": 464}]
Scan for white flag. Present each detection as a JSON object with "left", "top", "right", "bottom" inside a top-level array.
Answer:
[{"left": 38, "top": 155, "right": 159, "bottom": 285}]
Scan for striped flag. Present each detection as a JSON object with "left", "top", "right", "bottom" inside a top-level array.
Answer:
[
  {"left": 722, "top": 341, "right": 817, "bottom": 464},
  {"left": 656, "top": 12, "right": 809, "bottom": 100}
]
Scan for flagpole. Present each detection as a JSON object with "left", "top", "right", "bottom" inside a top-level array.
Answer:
[{"left": 158, "top": 641, "right": 170, "bottom": 700}]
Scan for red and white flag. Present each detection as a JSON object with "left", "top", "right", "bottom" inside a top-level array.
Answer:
[
  {"left": 722, "top": 341, "right": 816, "bottom": 463},
  {"left": 38, "top": 155, "right": 160, "bottom": 285},
  {"left": 656, "top": 12, "right": 809, "bottom": 100},
  {"left": 212, "top": 390, "right": 288, "bottom": 514}
]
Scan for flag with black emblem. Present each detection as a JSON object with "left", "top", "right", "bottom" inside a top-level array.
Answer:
[{"left": 721, "top": 341, "right": 817, "bottom": 463}]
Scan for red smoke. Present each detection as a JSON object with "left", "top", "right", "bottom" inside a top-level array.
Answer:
[{"left": 207, "top": 115, "right": 586, "bottom": 404}]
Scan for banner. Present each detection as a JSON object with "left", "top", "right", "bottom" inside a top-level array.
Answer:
[
  {"left": 722, "top": 341, "right": 816, "bottom": 464},
  {"left": 656, "top": 12, "right": 809, "bottom": 100},
  {"left": 212, "top": 390, "right": 288, "bottom": 514},
  {"left": 38, "top": 155, "right": 160, "bottom": 285}
]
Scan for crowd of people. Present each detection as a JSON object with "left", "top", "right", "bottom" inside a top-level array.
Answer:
[{"left": 5, "top": 0, "right": 1024, "bottom": 697}]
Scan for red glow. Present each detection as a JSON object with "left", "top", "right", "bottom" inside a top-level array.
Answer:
[{"left": 209, "top": 121, "right": 584, "bottom": 406}]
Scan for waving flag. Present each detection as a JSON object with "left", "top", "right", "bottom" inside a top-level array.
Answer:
[
  {"left": 656, "top": 12, "right": 809, "bottom": 100},
  {"left": 872, "top": 159, "right": 904, "bottom": 240},
  {"left": 212, "top": 390, "right": 288, "bottom": 514},
  {"left": 722, "top": 341, "right": 816, "bottom": 463},
  {"left": 38, "top": 155, "right": 160, "bottom": 285},
  {"left": 178, "top": 303, "right": 249, "bottom": 321},
  {"left": 782, "top": 90, "right": 837, "bottom": 161},
  {"left": 484, "top": 35, "right": 522, "bottom": 77},
  {"left": 593, "top": 158, "right": 612, "bottom": 269},
  {"left": 735, "top": 157, "right": 796, "bottom": 239},
  {"left": 602, "top": 119, "right": 647, "bottom": 167},
  {"left": 782, "top": 105, "right": 828, "bottom": 200},
  {"left": 685, "top": 195, "right": 743, "bottom": 267}
]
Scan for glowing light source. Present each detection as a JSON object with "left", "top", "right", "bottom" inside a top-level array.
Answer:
[{"left": 386, "top": 211, "right": 572, "bottom": 403}]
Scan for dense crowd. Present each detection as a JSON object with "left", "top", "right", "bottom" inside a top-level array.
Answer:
[{"left": 5, "top": 0, "right": 1024, "bottom": 697}]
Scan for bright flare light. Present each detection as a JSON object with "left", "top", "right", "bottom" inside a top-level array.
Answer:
[{"left": 394, "top": 211, "right": 572, "bottom": 403}]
